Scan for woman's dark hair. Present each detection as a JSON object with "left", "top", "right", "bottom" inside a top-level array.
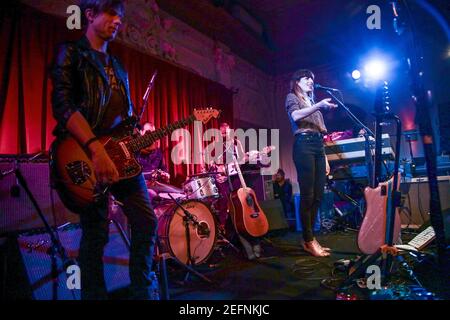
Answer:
[
  {"left": 289, "top": 69, "right": 315, "bottom": 93},
  {"left": 79, "top": 0, "right": 125, "bottom": 27},
  {"left": 276, "top": 168, "right": 285, "bottom": 177}
]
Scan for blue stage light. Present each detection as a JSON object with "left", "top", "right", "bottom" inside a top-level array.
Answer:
[
  {"left": 351, "top": 70, "right": 361, "bottom": 80},
  {"left": 364, "top": 59, "right": 387, "bottom": 80}
]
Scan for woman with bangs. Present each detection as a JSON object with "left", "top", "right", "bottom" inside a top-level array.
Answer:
[{"left": 285, "top": 69, "right": 337, "bottom": 257}]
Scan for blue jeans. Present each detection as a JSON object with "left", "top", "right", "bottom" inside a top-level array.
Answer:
[
  {"left": 293, "top": 132, "right": 326, "bottom": 242},
  {"left": 78, "top": 174, "right": 158, "bottom": 300}
]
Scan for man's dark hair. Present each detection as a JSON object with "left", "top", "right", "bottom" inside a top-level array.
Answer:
[
  {"left": 79, "top": 0, "right": 125, "bottom": 27},
  {"left": 277, "top": 168, "right": 285, "bottom": 177}
]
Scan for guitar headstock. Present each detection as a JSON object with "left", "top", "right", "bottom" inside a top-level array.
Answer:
[{"left": 193, "top": 108, "right": 222, "bottom": 124}]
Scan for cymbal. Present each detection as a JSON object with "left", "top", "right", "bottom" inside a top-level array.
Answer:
[{"left": 148, "top": 181, "right": 184, "bottom": 194}]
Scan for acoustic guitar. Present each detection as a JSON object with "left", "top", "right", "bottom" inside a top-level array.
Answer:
[
  {"left": 50, "top": 108, "right": 220, "bottom": 212},
  {"left": 228, "top": 153, "right": 269, "bottom": 238}
]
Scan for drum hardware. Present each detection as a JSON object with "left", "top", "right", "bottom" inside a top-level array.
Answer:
[
  {"left": 189, "top": 171, "right": 220, "bottom": 177},
  {"left": 215, "top": 232, "right": 239, "bottom": 253},
  {"left": 208, "top": 201, "right": 240, "bottom": 253},
  {"left": 165, "top": 193, "right": 213, "bottom": 284}
]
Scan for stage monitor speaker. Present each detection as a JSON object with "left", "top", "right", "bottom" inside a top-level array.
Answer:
[
  {"left": 4, "top": 220, "right": 130, "bottom": 300},
  {"left": 0, "top": 159, "right": 79, "bottom": 235},
  {"left": 399, "top": 176, "right": 450, "bottom": 227},
  {"left": 260, "top": 199, "right": 288, "bottom": 231}
]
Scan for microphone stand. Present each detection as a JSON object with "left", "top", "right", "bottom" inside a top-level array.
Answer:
[
  {"left": 325, "top": 90, "right": 374, "bottom": 139},
  {"left": 134, "top": 70, "right": 158, "bottom": 130},
  {"left": 165, "top": 193, "right": 212, "bottom": 284}
]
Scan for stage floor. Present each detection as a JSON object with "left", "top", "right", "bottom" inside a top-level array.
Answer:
[{"left": 127, "top": 229, "right": 449, "bottom": 300}]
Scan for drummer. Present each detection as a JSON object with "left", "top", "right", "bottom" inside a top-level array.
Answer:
[
  {"left": 209, "top": 122, "right": 262, "bottom": 260},
  {"left": 138, "top": 122, "right": 170, "bottom": 199},
  {"left": 208, "top": 122, "right": 244, "bottom": 228}
]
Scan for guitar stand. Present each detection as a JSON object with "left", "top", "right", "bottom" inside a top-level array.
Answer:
[
  {"left": 338, "top": 106, "right": 416, "bottom": 293},
  {"left": 209, "top": 203, "right": 239, "bottom": 254},
  {"left": 339, "top": 244, "right": 422, "bottom": 290},
  {"left": 216, "top": 231, "right": 240, "bottom": 253}
]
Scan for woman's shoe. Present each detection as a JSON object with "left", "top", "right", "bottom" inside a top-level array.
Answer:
[
  {"left": 313, "top": 238, "right": 331, "bottom": 252},
  {"left": 302, "top": 241, "right": 330, "bottom": 257}
]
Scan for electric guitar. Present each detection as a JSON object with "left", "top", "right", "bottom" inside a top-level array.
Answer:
[
  {"left": 228, "top": 154, "right": 269, "bottom": 238},
  {"left": 50, "top": 108, "right": 220, "bottom": 212},
  {"left": 357, "top": 83, "right": 402, "bottom": 255}
]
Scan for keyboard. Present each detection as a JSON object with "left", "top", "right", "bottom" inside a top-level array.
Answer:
[
  {"left": 395, "top": 226, "right": 435, "bottom": 251},
  {"left": 325, "top": 133, "right": 394, "bottom": 164}
]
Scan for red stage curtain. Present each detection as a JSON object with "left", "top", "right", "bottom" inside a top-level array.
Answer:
[{"left": 0, "top": 4, "right": 233, "bottom": 185}]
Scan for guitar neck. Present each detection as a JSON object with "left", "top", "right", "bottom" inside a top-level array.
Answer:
[
  {"left": 233, "top": 156, "right": 247, "bottom": 189},
  {"left": 127, "top": 115, "right": 195, "bottom": 153}
]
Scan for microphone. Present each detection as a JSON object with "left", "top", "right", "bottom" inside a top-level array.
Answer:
[
  {"left": 197, "top": 221, "right": 211, "bottom": 238},
  {"left": 314, "top": 84, "right": 340, "bottom": 92}
]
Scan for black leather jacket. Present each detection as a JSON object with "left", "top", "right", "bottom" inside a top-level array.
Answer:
[{"left": 51, "top": 36, "right": 134, "bottom": 136}]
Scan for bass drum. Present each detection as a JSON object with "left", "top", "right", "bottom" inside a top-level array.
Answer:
[{"left": 154, "top": 200, "right": 217, "bottom": 265}]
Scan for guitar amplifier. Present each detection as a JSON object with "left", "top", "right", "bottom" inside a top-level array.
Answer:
[
  {"left": 229, "top": 170, "right": 272, "bottom": 201},
  {"left": 260, "top": 199, "right": 289, "bottom": 231},
  {"left": 0, "top": 158, "right": 79, "bottom": 235},
  {"left": 399, "top": 176, "right": 450, "bottom": 227},
  {"left": 3, "top": 220, "right": 130, "bottom": 300}
]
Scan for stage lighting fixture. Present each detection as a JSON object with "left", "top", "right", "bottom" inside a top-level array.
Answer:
[
  {"left": 351, "top": 70, "right": 361, "bottom": 80},
  {"left": 364, "top": 59, "right": 387, "bottom": 80}
]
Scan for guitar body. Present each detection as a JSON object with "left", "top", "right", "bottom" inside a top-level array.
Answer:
[
  {"left": 50, "top": 130, "right": 142, "bottom": 212},
  {"left": 229, "top": 187, "right": 269, "bottom": 238},
  {"left": 357, "top": 176, "right": 402, "bottom": 255}
]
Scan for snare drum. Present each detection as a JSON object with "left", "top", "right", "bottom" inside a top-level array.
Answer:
[
  {"left": 183, "top": 176, "right": 219, "bottom": 200},
  {"left": 154, "top": 200, "right": 217, "bottom": 265}
]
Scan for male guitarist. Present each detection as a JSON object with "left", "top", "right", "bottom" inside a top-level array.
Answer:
[{"left": 51, "top": 0, "right": 158, "bottom": 299}]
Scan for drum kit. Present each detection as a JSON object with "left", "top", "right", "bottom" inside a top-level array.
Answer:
[{"left": 143, "top": 145, "right": 276, "bottom": 268}]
